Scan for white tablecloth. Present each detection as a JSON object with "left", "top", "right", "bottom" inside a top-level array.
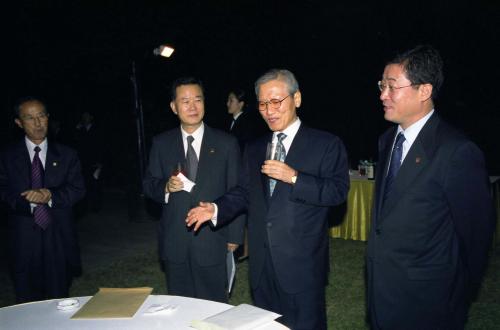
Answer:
[{"left": 0, "top": 295, "right": 289, "bottom": 330}]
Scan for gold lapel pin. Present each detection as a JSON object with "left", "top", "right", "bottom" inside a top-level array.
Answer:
[{"left": 415, "top": 157, "right": 421, "bottom": 164}]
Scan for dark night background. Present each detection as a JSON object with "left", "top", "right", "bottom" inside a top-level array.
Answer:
[{"left": 3, "top": 0, "right": 500, "bottom": 188}]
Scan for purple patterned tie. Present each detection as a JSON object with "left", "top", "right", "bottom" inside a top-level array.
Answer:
[{"left": 32, "top": 146, "right": 51, "bottom": 229}]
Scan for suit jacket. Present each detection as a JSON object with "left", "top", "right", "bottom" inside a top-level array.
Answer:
[
  {"left": 228, "top": 111, "right": 268, "bottom": 151},
  {"left": 143, "top": 125, "right": 245, "bottom": 266},
  {"left": 0, "top": 139, "right": 85, "bottom": 276},
  {"left": 366, "top": 114, "right": 495, "bottom": 329},
  {"left": 215, "top": 123, "right": 349, "bottom": 294}
]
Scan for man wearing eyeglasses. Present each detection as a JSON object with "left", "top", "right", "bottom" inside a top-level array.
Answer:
[
  {"left": 0, "top": 97, "right": 85, "bottom": 303},
  {"left": 186, "top": 69, "right": 349, "bottom": 329},
  {"left": 366, "top": 45, "right": 495, "bottom": 330}
]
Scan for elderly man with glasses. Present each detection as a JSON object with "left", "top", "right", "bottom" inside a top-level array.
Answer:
[{"left": 186, "top": 69, "right": 349, "bottom": 330}]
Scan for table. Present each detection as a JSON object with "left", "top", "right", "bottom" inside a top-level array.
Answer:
[
  {"left": 330, "top": 176, "right": 499, "bottom": 243},
  {"left": 330, "top": 177, "right": 374, "bottom": 241},
  {"left": 0, "top": 295, "right": 289, "bottom": 329}
]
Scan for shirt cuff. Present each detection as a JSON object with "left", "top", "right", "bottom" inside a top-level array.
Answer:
[
  {"left": 211, "top": 203, "right": 218, "bottom": 226},
  {"left": 164, "top": 193, "right": 170, "bottom": 204}
]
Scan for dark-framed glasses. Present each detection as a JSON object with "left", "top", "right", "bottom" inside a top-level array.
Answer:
[
  {"left": 377, "top": 81, "right": 417, "bottom": 93},
  {"left": 258, "top": 94, "right": 291, "bottom": 111}
]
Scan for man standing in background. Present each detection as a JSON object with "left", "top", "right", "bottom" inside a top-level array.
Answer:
[{"left": 0, "top": 97, "right": 85, "bottom": 303}]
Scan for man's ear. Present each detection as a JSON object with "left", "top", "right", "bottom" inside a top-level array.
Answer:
[
  {"left": 419, "top": 84, "right": 433, "bottom": 102},
  {"left": 14, "top": 118, "right": 23, "bottom": 129},
  {"left": 170, "top": 101, "right": 178, "bottom": 115},
  {"left": 293, "top": 91, "right": 302, "bottom": 108}
]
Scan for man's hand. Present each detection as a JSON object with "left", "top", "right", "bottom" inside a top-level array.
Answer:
[
  {"left": 227, "top": 243, "right": 239, "bottom": 252},
  {"left": 186, "top": 202, "right": 215, "bottom": 232},
  {"left": 21, "top": 188, "right": 52, "bottom": 204},
  {"left": 166, "top": 175, "right": 184, "bottom": 193},
  {"left": 261, "top": 160, "right": 297, "bottom": 184}
]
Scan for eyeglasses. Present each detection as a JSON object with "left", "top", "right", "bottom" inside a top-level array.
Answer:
[
  {"left": 20, "top": 113, "right": 49, "bottom": 122},
  {"left": 377, "top": 81, "right": 417, "bottom": 93},
  {"left": 258, "top": 94, "right": 291, "bottom": 112}
]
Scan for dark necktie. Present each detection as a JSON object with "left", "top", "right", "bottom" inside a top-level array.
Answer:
[
  {"left": 383, "top": 132, "right": 406, "bottom": 202},
  {"left": 186, "top": 135, "right": 198, "bottom": 182},
  {"left": 269, "top": 133, "right": 287, "bottom": 196},
  {"left": 32, "top": 146, "right": 51, "bottom": 229}
]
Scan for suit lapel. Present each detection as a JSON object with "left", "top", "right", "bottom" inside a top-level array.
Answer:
[
  {"left": 13, "top": 141, "right": 31, "bottom": 189},
  {"left": 260, "top": 133, "right": 274, "bottom": 202},
  {"left": 374, "top": 128, "right": 396, "bottom": 221},
  {"left": 174, "top": 128, "right": 186, "bottom": 167},
  {"left": 44, "top": 141, "right": 62, "bottom": 187},
  {"left": 194, "top": 126, "right": 216, "bottom": 196}
]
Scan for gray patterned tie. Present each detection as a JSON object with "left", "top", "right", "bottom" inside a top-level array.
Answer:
[
  {"left": 186, "top": 135, "right": 198, "bottom": 181},
  {"left": 32, "top": 146, "right": 51, "bottom": 229},
  {"left": 269, "top": 133, "right": 287, "bottom": 196}
]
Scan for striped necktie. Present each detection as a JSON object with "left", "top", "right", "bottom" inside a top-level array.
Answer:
[
  {"left": 269, "top": 133, "right": 287, "bottom": 196},
  {"left": 32, "top": 146, "right": 52, "bottom": 229}
]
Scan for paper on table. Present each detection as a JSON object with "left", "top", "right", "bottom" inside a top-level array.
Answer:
[
  {"left": 226, "top": 251, "right": 235, "bottom": 293},
  {"left": 190, "top": 303, "right": 281, "bottom": 330},
  {"left": 71, "top": 287, "right": 152, "bottom": 319},
  {"left": 178, "top": 172, "right": 196, "bottom": 192}
]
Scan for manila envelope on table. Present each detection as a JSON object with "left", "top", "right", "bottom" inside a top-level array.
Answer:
[{"left": 71, "top": 287, "right": 153, "bottom": 319}]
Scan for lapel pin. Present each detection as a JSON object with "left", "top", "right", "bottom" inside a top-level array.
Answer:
[
  {"left": 53, "top": 161, "right": 58, "bottom": 167},
  {"left": 415, "top": 157, "right": 421, "bottom": 164},
  {"left": 209, "top": 148, "right": 215, "bottom": 154}
]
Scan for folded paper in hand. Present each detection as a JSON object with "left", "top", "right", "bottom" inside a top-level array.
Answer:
[
  {"left": 177, "top": 172, "right": 196, "bottom": 192},
  {"left": 190, "top": 303, "right": 281, "bottom": 330}
]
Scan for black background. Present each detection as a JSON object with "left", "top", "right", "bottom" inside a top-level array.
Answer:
[{"left": 4, "top": 1, "right": 500, "bottom": 186}]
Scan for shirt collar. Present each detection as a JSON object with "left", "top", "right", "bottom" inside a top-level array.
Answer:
[
  {"left": 25, "top": 136, "right": 48, "bottom": 152},
  {"left": 273, "top": 117, "right": 301, "bottom": 142},
  {"left": 233, "top": 111, "right": 243, "bottom": 120},
  {"left": 181, "top": 122, "right": 205, "bottom": 141},
  {"left": 397, "top": 109, "right": 434, "bottom": 145}
]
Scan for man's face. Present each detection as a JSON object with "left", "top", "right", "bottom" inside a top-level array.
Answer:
[
  {"left": 379, "top": 64, "right": 426, "bottom": 129},
  {"left": 170, "top": 84, "right": 205, "bottom": 132},
  {"left": 258, "top": 79, "right": 300, "bottom": 132},
  {"left": 15, "top": 101, "right": 49, "bottom": 144}
]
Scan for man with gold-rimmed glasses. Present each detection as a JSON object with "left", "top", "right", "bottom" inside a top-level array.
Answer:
[
  {"left": 186, "top": 69, "right": 349, "bottom": 330},
  {"left": 366, "top": 45, "right": 495, "bottom": 330}
]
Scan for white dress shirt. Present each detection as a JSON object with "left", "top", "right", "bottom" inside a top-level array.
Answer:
[{"left": 165, "top": 123, "right": 205, "bottom": 203}]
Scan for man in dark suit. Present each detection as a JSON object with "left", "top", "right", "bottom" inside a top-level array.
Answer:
[
  {"left": 73, "top": 112, "right": 104, "bottom": 214},
  {"left": 186, "top": 69, "right": 349, "bottom": 330},
  {"left": 143, "top": 77, "right": 244, "bottom": 303},
  {"left": 0, "top": 97, "right": 85, "bottom": 303},
  {"left": 366, "top": 45, "right": 495, "bottom": 330}
]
